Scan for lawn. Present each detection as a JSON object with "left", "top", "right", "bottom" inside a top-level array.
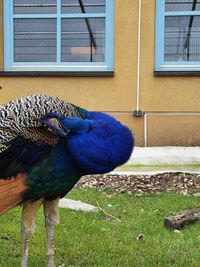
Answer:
[{"left": 0, "top": 188, "right": 200, "bottom": 266}]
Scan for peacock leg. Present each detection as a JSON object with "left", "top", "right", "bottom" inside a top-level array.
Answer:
[
  {"left": 21, "top": 199, "right": 43, "bottom": 267},
  {"left": 43, "top": 198, "right": 60, "bottom": 267}
]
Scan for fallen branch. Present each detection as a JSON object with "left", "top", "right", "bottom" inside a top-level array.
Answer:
[
  {"left": 96, "top": 201, "right": 121, "bottom": 222},
  {"left": 164, "top": 207, "right": 200, "bottom": 230}
]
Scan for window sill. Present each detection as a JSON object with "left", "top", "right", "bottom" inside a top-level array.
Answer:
[
  {"left": 154, "top": 71, "right": 200, "bottom": 77},
  {"left": 0, "top": 71, "right": 114, "bottom": 77}
]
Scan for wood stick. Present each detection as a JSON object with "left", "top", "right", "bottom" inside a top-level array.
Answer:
[
  {"left": 164, "top": 207, "right": 200, "bottom": 230},
  {"left": 96, "top": 201, "right": 121, "bottom": 222}
]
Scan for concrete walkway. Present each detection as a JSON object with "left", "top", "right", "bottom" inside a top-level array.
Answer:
[
  {"left": 114, "top": 146, "right": 200, "bottom": 174},
  {"left": 59, "top": 198, "right": 98, "bottom": 212}
]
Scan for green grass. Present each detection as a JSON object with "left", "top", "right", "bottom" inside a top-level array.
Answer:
[{"left": 0, "top": 188, "right": 200, "bottom": 266}]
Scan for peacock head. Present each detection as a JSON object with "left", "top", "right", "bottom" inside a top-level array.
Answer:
[{"left": 60, "top": 111, "right": 134, "bottom": 175}]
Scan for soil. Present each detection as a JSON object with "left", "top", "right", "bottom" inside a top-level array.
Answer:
[{"left": 77, "top": 172, "right": 200, "bottom": 195}]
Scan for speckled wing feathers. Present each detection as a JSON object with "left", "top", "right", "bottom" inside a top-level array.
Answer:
[{"left": 0, "top": 94, "right": 83, "bottom": 152}]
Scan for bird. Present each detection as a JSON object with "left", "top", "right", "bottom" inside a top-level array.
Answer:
[{"left": 0, "top": 94, "right": 134, "bottom": 267}]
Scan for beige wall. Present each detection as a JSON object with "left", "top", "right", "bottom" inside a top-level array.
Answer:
[
  {"left": 147, "top": 114, "right": 200, "bottom": 146},
  {"left": 140, "top": 1, "right": 200, "bottom": 112},
  {"left": 0, "top": 0, "right": 137, "bottom": 112},
  {"left": 0, "top": 0, "right": 200, "bottom": 146}
]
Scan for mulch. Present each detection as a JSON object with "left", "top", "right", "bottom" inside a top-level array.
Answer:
[{"left": 77, "top": 172, "right": 200, "bottom": 195}]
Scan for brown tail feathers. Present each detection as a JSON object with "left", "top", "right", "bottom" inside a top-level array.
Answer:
[{"left": 0, "top": 173, "right": 28, "bottom": 215}]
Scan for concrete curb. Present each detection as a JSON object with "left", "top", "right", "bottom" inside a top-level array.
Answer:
[
  {"left": 115, "top": 146, "right": 200, "bottom": 174},
  {"left": 59, "top": 198, "right": 98, "bottom": 212},
  {"left": 128, "top": 146, "right": 200, "bottom": 165}
]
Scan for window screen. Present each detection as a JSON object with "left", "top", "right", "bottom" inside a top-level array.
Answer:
[
  {"left": 14, "top": 18, "right": 57, "bottom": 62},
  {"left": 13, "top": 0, "right": 57, "bottom": 14},
  {"left": 61, "top": 0, "right": 105, "bottom": 14},
  {"left": 61, "top": 18, "right": 105, "bottom": 62},
  {"left": 164, "top": 16, "right": 200, "bottom": 61},
  {"left": 165, "top": 0, "right": 200, "bottom": 12}
]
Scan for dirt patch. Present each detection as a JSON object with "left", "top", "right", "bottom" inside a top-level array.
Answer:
[{"left": 77, "top": 173, "right": 200, "bottom": 195}]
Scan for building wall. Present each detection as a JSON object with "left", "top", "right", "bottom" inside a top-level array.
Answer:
[{"left": 0, "top": 0, "right": 200, "bottom": 146}]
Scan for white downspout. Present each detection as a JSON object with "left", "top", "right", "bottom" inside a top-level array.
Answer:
[
  {"left": 144, "top": 113, "right": 147, "bottom": 147},
  {"left": 136, "top": 0, "right": 142, "bottom": 111},
  {"left": 136, "top": 0, "right": 147, "bottom": 146}
]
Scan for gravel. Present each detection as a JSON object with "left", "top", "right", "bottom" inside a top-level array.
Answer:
[{"left": 76, "top": 172, "right": 200, "bottom": 195}]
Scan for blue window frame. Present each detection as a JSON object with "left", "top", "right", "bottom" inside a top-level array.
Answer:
[
  {"left": 155, "top": 0, "right": 200, "bottom": 72},
  {"left": 4, "top": 0, "right": 114, "bottom": 72}
]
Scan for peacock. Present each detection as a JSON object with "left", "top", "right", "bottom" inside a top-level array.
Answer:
[{"left": 0, "top": 94, "right": 134, "bottom": 267}]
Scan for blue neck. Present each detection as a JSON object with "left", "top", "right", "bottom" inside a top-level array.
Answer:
[{"left": 52, "top": 138, "right": 83, "bottom": 177}]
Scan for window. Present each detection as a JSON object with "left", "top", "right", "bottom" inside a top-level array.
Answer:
[
  {"left": 155, "top": 0, "right": 200, "bottom": 72},
  {"left": 4, "top": 0, "right": 114, "bottom": 73}
]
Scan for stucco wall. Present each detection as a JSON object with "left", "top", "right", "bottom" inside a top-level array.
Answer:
[
  {"left": 0, "top": 0, "right": 200, "bottom": 146},
  {"left": 140, "top": 1, "right": 200, "bottom": 112},
  {"left": 0, "top": 1, "right": 137, "bottom": 111}
]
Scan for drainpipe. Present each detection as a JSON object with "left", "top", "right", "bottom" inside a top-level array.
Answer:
[
  {"left": 144, "top": 113, "right": 147, "bottom": 147},
  {"left": 133, "top": 0, "right": 144, "bottom": 117},
  {"left": 132, "top": 0, "right": 146, "bottom": 145},
  {"left": 136, "top": 0, "right": 141, "bottom": 112}
]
